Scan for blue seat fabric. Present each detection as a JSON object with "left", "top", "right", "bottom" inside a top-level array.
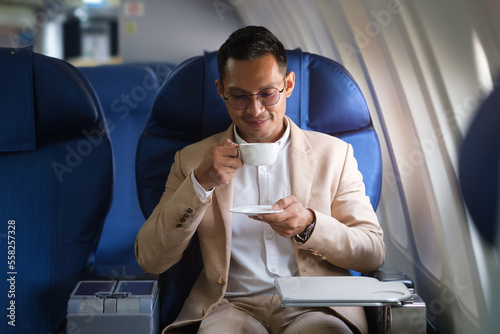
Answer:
[
  {"left": 0, "top": 46, "right": 113, "bottom": 333},
  {"left": 459, "top": 84, "right": 500, "bottom": 244},
  {"left": 79, "top": 64, "right": 172, "bottom": 266},
  {"left": 135, "top": 49, "right": 382, "bottom": 328}
]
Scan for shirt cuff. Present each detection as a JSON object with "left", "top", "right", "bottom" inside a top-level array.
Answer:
[{"left": 190, "top": 171, "right": 214, "bottom": 202}]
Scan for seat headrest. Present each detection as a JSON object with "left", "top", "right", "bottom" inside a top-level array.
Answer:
[
  {"left": 459, "top": 84, "right": 500, "bottom": 244},
  {"left": 148, "top": 53, "right": 230, "bottom": 142},
  {"left": 147, "top": 49, "right": 371, "bottom": 139},
  {"left": 285, "top": 49, "right": 371, "bottom": 133},
  {"left": 0, "top": 46, "right": 35, "bottom": 151},
  {"left": 0, "top": 46, "right": 100, "bottom": 152},
  {"left": 79, "top": 64, "right": 162, "bottom": 115}
]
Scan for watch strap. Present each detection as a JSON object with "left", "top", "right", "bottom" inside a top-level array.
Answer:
[{"left": 294, "top": 220, "right": 316, "bottom": 243}]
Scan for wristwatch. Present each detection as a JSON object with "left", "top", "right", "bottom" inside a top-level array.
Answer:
[{"left": 294, "top": 220, "right": 316, "bottom": 243}]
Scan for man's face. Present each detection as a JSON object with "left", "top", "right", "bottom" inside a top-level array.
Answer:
[{"left": 216, "top": 54, "right": 295, "bottom": 143}]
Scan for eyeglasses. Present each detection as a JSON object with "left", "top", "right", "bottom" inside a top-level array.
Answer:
[{"left": 222, "top": 79, "right": 286, "bottom": 110}]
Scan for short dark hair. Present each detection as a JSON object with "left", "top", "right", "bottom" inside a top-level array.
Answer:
[{"left": 217, "top": 26, "right": 287, "bottom": 82}]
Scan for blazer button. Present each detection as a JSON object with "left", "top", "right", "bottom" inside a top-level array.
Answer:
[
  {"left": 179, "top": 217, "right": 186, "bottom": 223},
  {"left": 183, "top": 213, "right": 190, "bottom": 219},
  {"left": 186, "top": 208, "right": 194, "bottom": 214},
  {"left": 216, "top": 277, "right": 225, "bottom": 285},
  {"left": 176, "top": 223, "right": 183, "bottom": 228},
  {"left": 309, "top": 249, "right": 319, "bottom": 256}
]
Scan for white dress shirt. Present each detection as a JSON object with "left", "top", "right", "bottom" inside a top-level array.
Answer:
[{"left": 191, "top": 119, "right": 298, "bottom": 297}]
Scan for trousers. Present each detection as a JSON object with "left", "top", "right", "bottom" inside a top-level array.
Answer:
[{"left": 197, "top": 293, "right": 355, "bottom": 334}]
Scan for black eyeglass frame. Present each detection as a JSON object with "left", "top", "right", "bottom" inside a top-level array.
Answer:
[{"left": 221, "top": 77, "right": 287, "bottom": 110}]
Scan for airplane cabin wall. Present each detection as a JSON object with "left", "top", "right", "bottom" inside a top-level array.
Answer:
[{"left": 234, "top": 0, "right": 500, "bottom": 333}]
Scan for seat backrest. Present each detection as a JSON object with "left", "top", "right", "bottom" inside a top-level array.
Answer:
[
  {"left": 79, "top": 63, "right": 173, "bottom": 266},
  {"left": 135, "top": 49, "right": 382, "bottom": 327},
  {"left": 459, "top": 84, "right": 500, "bottom": 245},
  {"left": 0, "top": 46, "right": 113, "bottom": 333}
]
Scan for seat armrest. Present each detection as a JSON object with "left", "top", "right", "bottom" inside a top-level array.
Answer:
[
  {"left": 367, "top": 269, "right": 430, "bottom": 334},
  {"left": 369, "top": 268, "right": 415, "bottom": 291}
]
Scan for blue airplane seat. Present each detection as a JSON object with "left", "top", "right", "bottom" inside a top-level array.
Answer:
[
  {"left": 79, "top": 63, "right": 173, "bottom": 266},
  {"left": 127, "top": 62, "right": 177, "bottom": 85},
  {"left": 0, "top": 47, "right": 113, "bottom": 333},
  {"left": 135, "top": 49, "right": 382, "bottom": 328},
  {"left": 459, "top": 83, "right": 500, "bottom": 245}
]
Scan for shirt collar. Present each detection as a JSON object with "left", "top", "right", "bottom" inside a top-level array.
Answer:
[{"left": 233, "top": 117, "right": 291, "bottom": 150}]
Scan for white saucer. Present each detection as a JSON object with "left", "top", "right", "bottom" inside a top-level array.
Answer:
[{"left": 229, "top": 205, "right": 283, "bottom": 215}]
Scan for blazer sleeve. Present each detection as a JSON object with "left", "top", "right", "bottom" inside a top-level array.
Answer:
[
  {"left": 135, "top": 149, "right": 212, "bottom": 274},
  {"left": 296, "top": 143, "right": 385, "bottom": 274}
]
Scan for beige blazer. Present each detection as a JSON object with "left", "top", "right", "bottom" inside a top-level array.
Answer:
[{"left": 135, "top": 118, "right": 385, "bottom": 334}]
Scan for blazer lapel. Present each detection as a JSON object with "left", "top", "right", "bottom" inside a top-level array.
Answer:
[
  {"left": 289, "top": 120, "right": 317, "bottom": 207},
  {"left": 213, "top": 126, "right": 236, "bottom": 263},
  {"left": 215, "top": 181, "right": 233, "bottom": 241}
]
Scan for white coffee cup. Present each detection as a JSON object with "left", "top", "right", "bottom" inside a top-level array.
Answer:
[{"left": 238, "top": 142, "right": 279, "bottom": 166}]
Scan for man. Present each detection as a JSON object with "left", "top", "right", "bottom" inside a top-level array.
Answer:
[{"left": 135, "top": 26, "right": 385, "bottom": 334}]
